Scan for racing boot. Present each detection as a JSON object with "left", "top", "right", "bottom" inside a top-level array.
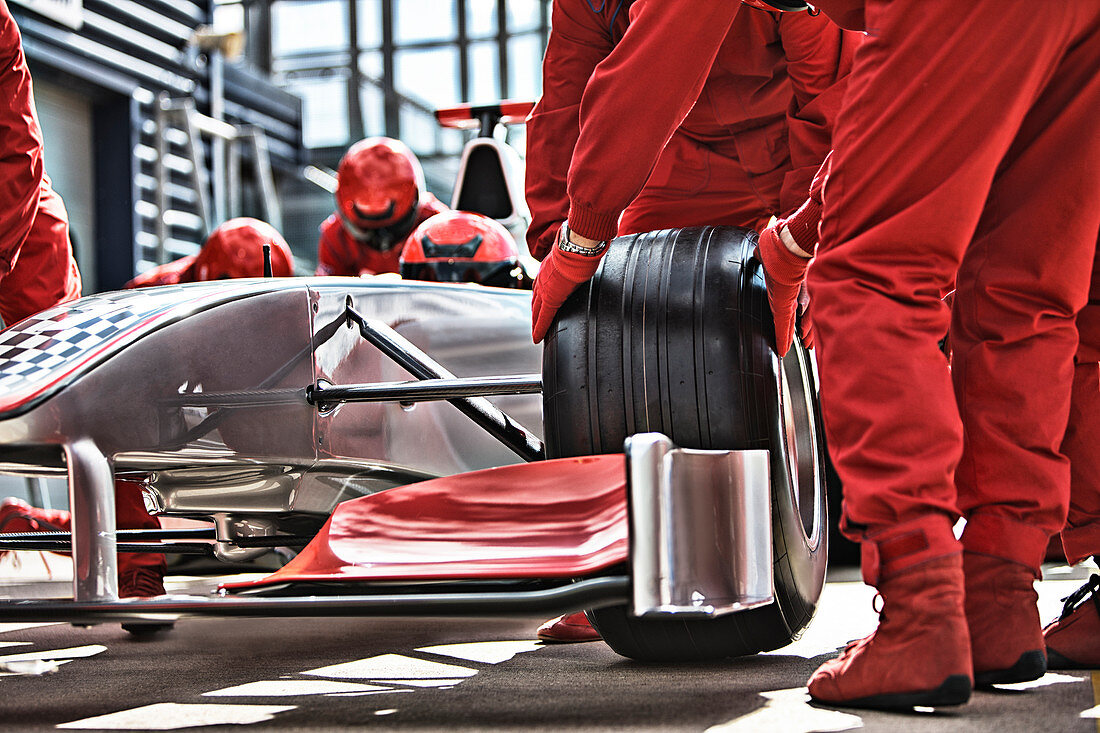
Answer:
[
  {"left": 1044, "top": 574, "right": 1100, "bottom": 669},
  {"left": 808, "top": 517, "right": 972, "bottom": 710},
  {"left": 114, "top": 479, "right": 172, "bottom": 635},
  {"left": 963, "top": 552, "right": 1046, "bottom": 686},
  {"left": 536, "top": 612, "right": 602, "bottom": 643},
  {"left": 119, "top": 556, "right": 168, "bottom": 598},
  {"left": 119, "top": 558, "right": 172, "bottom": 636}
]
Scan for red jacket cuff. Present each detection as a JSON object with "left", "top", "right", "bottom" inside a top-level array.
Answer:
[
  {"left": 782, "top": 198, "right": 822, "bottom": 256},
  {"left": 566, "top": 204, "right": 619, "bottom": 243}
]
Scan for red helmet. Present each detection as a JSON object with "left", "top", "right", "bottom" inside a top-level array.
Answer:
[
  {"left": 741, "top": 0, "right": 809, "bottom": 10},
  {"left": 400, "top": 211, "right": 523, "bottom": 288},
  {"left": 193, "top": 217, "right": 294, "bottom": 281},
  {"left": 336, "top": 137, "right": 426, "bottom": 251}
]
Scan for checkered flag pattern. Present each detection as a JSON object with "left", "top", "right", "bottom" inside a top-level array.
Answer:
[{"left": 0, "top": 284, "right": 231, "bottom": 404}]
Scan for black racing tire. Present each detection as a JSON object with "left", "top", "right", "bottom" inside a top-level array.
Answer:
[{"left": 542, "top": 226, "right": 828, "bottom": 662}]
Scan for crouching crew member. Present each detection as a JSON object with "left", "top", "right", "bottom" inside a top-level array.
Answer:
[
  {"left": 2, "top": 218, "right": 294, "bottom": 606},
  {"left": 317, "top": 137, "right": 448, "bottom": 277},
  {"left": 126, "top": 217, "right": 294, "bottom": 287}
]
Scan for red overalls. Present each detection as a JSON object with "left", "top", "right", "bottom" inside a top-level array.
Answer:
[
  {"left": 315, "top": 195, "right": 447, "bottom": 276},
  {"left": 2, "top": 1, "right": 154, "bottom": 580},
  {"left": 1061, "top": 249, "right": 1100, "bottom": 564},
  {"left": 124, "top": 254, "right": 197, "bottom": 288},
  {"left": 0, "top": 4, "right": 81, "bottom": 328},
  {"left": 526, "top": 0, "right": 855, "bottom": 258},
  {"left": 807, "top": 0, "right": 1100, "bottom": 573}
]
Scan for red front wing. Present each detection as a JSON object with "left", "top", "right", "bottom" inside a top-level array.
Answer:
[{"left": 222, "top": 454, "right": 627, "bottom": 590}]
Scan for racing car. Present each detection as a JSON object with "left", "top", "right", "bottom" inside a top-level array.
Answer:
[{"left": 0, "top": 104, "right": 826, "bottom": 663}]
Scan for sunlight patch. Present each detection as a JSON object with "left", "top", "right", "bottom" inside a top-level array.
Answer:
[
  {"left": 303, "top": 654, "right": 477, "bottom": 681},
  {"left": 57, "top": 703, "right": 295, "bottom": 730},
  {"left": 417, "top": 640, "right": 543, "bottom": 664}
]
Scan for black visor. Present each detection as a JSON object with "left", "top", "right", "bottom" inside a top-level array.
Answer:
[{"left": 401, "top": 260, "right": 519, "bottom": 288}]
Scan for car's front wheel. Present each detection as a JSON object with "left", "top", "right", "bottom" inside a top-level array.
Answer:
[{"left": 542, "top": 225, "right": 827, "bottom": 662}]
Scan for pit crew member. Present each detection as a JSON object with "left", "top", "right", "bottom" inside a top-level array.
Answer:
[
  {"left": 125, "top": 217, "right": 294, "bottom": 287},
  {"left": 317, "top": 137, "right": 448, "bottom": 277},
  {"left": 527, "top": 0, "right": 855, "bottom": 639},
  {"left": 526, "top": 0, "right": 854, "bottom": 264},
  {"left": 0, "top": 2, "right": 81, "bottom": 330},
  {"left": 753, "top": 0, "right": 1100, "bottom": 709},
  {"left": 2, "top": 218, "right": 294, "bottom": 603}
]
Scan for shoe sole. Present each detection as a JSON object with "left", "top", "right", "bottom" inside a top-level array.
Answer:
[
  {"left": 975, "top": 650, "right": 1046, "bottom": 688},
  {"left": 121, "top": 622, "right": 175, "bottom": 637},
  {"left": 536, "top": 633, "right": 603, "bottom": 643},
  {"left": 813, "top": 674, "right": 972, "bottom": 711}
]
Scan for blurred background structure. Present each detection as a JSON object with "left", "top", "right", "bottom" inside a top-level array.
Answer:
[
  {"left": 11, "top": 0, "right": 550, "bottom": 288},
  {"left": 4, "top": 0, "right": 549, "bottom": 507}
]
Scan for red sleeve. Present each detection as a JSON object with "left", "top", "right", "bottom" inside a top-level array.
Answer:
[
  {"left": 124, "top": 255, "right": 195, "bottom": 289},
  {"left": 777, "top": 12, "right": 859, "bottom": 215},
  {"left": 565, "top": 0, "right": 741, "bottom": 242},
  {"left": 0, "top": 5, "right": 44, "bottom": 280},
  {"left": 316, "top": 214, "right": 354, "bottom": 276},
  {"left": 524, "top": 0, "right": 617, "bottom": 260},
  {"left": 0, "top": 174, "right": 81, "bottom": 324}
]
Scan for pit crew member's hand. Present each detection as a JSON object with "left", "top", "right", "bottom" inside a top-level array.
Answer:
[
  {"left": 531, "top": 224, "right": 605, "bottom": 343},
  {"left": 760, "top": 152, "right": 829, "bottom": 356},
  {"left": 756, "top": 192, "right": 820, "bottom": 357},
  {"left": 757, "top": 223, "right": 812, "bottom": 357}
]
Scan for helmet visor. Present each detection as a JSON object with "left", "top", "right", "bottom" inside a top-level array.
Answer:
[
  {"left": 401, "top": 260, "right": 519, "bottom": 288},
  {"left": 340, "top": 202, "right": 420, "bottom": 252}
]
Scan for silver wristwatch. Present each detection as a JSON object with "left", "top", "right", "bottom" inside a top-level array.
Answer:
[{"left": 558, "top": 222, "right": 609, "bottom": 257}]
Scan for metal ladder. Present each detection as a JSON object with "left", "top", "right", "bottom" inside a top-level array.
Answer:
[{"left": 152, "top": 93, "right": 283, "bottom": 264}]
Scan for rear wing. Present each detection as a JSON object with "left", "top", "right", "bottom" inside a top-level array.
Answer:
[
  {"left": 436, "top": 101, "right": 534, "bottom": 254},
  {"left": 434, "top": 101, "right": 534, "bottom": 136}
]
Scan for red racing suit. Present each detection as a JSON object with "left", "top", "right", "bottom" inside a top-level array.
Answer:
[
  {"left": 315, "top": 194, "right": 448, "bottom": 276},
  {"left": 806, "top": 0, "right": 1100, "bottom": 573},
  {"left": 0, "top": 174, "right": 82, "bottom": 326},
  {"left": 0, "top": 3, "right": 81, "bottom": 328},
  {"left": 528, "top": 0, "right": 855, "bottom": 257}
]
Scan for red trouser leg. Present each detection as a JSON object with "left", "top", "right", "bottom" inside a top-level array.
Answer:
[
  {"left": 809, "top": 0, "right": 1100, "bottom": 569},
  {"left": 4, "top": 480, "right": 164, "bottom": 573},
  {"left": 115, "top": 479, "right": 166, "bottom": 571},
  {"left": 950, "top": 24, "right": 1100, "bottom": 570},
  {"left": 1061, "top": 248, "right": 1100, "bottom": 565}
]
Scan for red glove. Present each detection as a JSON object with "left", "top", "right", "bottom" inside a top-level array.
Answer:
[
  {"left": 757, "top": 153, "right": 829, "bottom": 356},
  {"left": 531, "top": 226, "right": 605, "bottom": 343},
  {"left": 757, "top": 193, "right": 821, "bottom": 357}
]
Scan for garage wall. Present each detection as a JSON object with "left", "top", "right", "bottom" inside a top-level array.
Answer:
[
  {"left": 12, "top": 0, "right": 305, "bottom": 292},
  {"left": 33, "top": 81, "right": 97, "bottom": 294}
]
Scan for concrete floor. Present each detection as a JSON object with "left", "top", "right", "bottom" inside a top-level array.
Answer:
[{"left": 1, "top": 554, "right": 1097, "bottom": 732}]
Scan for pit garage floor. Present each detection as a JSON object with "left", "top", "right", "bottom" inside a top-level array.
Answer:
[{"left": 1, "top": 554, "right": 1098, "bottom": 733}]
